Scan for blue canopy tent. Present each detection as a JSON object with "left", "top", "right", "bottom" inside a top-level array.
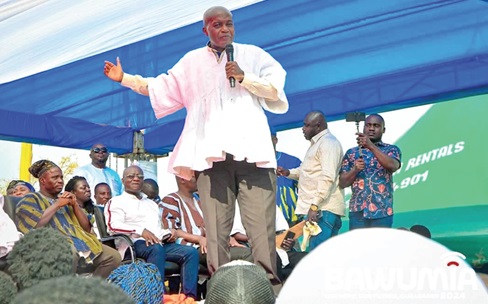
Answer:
[{"left": 1, "top": 0, "right": 488, "bottom": 155}]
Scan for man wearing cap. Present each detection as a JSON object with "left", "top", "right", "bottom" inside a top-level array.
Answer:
[
  {"left": 74, "top": 143, "right": 123, "bottom": 202},
  {"left": 16, "top": 159, "right": 121, "bottom": 278}
]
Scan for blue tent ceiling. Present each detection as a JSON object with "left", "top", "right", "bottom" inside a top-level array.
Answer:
[{"left": 1, "top": 0, "right": 488, "bottom": 155}]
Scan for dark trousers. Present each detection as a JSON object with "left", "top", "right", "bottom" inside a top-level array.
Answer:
[
  {"left": 73, "top": 244, "right": 121, "bottom": 279},
  {"left": 349, "top": 211, "right": 393, "bottom": 230},
  {"left": 276, "top": 250, "right": 308, "bottom": 281},
  {"left": 197, "top": 154, "right": 280, "bottom": 283}
]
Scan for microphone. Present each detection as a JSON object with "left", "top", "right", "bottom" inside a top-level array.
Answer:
[{"left": 225, "top": 44, "right": 235, "bottom": 88}]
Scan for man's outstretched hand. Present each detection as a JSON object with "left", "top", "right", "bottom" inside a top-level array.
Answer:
[{"left": 104, "top": 57, "right": 124, "bottom": 82}]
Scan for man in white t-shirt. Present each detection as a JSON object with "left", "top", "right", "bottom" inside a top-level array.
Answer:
[{"left": 74, "top": 143, "right": 123, "bottom": 202}]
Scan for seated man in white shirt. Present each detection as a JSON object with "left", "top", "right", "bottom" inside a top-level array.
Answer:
[
  {"left": 231, "top": 204, "right": 307, "bottom": 281},
  {"left": 105, "top": 165, "right": 199, "bottom": 299},
  {"left": 94, "top": 182, "right": 112, "bottom": 207}
]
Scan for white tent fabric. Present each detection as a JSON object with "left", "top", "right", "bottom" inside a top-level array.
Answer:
[
  {"left": 0, "top": 0, "right": 261, "bottom": 84},
  {"left": 1, "top": 0, "right": 488, "bottom": 154}
]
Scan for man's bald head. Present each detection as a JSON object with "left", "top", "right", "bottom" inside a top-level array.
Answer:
[
  {"left": 305, "top": 111, "right": 327, "bottom": 128},
  {"left": 302, "top": 111, "right": 327, "bottom": 141},
  {"left": 203, "top": 6, "right": 232, "bottom": 26}
]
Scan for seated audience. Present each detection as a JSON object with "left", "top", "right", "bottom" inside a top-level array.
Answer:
[
  {"left": 94, "top": 182, "right": 112, "bottom": 207},
  {"left": 231, "top": 204, "right": 307, "bottom": 281},
  {"left": 105, "top": 165, "right": 199, "bottom": 299},
  {"left": 161, "top": 174, "right": 253, "bottom": 268},
  {"left": 142, "top": 178, "right": 161, "bottom": 204},
  {"left": 277, "top": 228, "right": 488, "bottom": 303},
  {"left": 6, "top": 180, "right": 21, "bottom": 196},
  {"left": 65, "top": 176, "right": 104, "bottom": 238},
  {"left": 15, "top": 159, "right": 121, "bottom": 278},
  {"left": 7, "top": 180, "right": 35, "bottom": 197}
]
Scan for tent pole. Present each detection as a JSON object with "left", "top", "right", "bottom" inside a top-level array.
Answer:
[{"left": 19, "top": 143, "right": 32, "bottom": 181}]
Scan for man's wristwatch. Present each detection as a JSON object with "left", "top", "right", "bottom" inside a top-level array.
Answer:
[{"left": 310, "top": 204, "right": 319, "bottom": 212}]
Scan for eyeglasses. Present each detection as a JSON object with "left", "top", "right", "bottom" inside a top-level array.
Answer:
[
  {"left": 124, "top": 174, "right": 144, "bottom": 180},
  {"left": 92, "top": 147, "right": 108, "bottom": 154}
]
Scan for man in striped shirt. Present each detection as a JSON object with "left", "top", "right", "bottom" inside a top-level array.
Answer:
[{"left": 161, "top": 174, "right": 252, "bottom": 268}]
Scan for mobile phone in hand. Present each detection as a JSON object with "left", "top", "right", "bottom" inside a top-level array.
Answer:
[
  {"left": 284, "top": 230, "right": 295, "bottom": 240},
  {"left": 280, "top": 231, "right": 295, "bottom": 248},
  {"left": 161, "top": 232, "right": 172, "bottom": 243}
]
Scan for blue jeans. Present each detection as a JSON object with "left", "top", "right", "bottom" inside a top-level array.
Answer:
[
  {"left": 349, "top": 211, "right": 393, "bottom": 230},
  {"left": 306, "top": 210, "right": 342, "bottom": 251},
  {"left": 133, "top": 240, "right": 199, "bottom": 299}
]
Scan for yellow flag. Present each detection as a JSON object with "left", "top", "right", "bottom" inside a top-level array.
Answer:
[{"left": 19, "top": 143, "right": 33, "bottom": 181}]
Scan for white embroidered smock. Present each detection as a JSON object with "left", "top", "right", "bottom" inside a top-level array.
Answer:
[{"left": 121, "top": 43, "right": 288, "bottom": 180}]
